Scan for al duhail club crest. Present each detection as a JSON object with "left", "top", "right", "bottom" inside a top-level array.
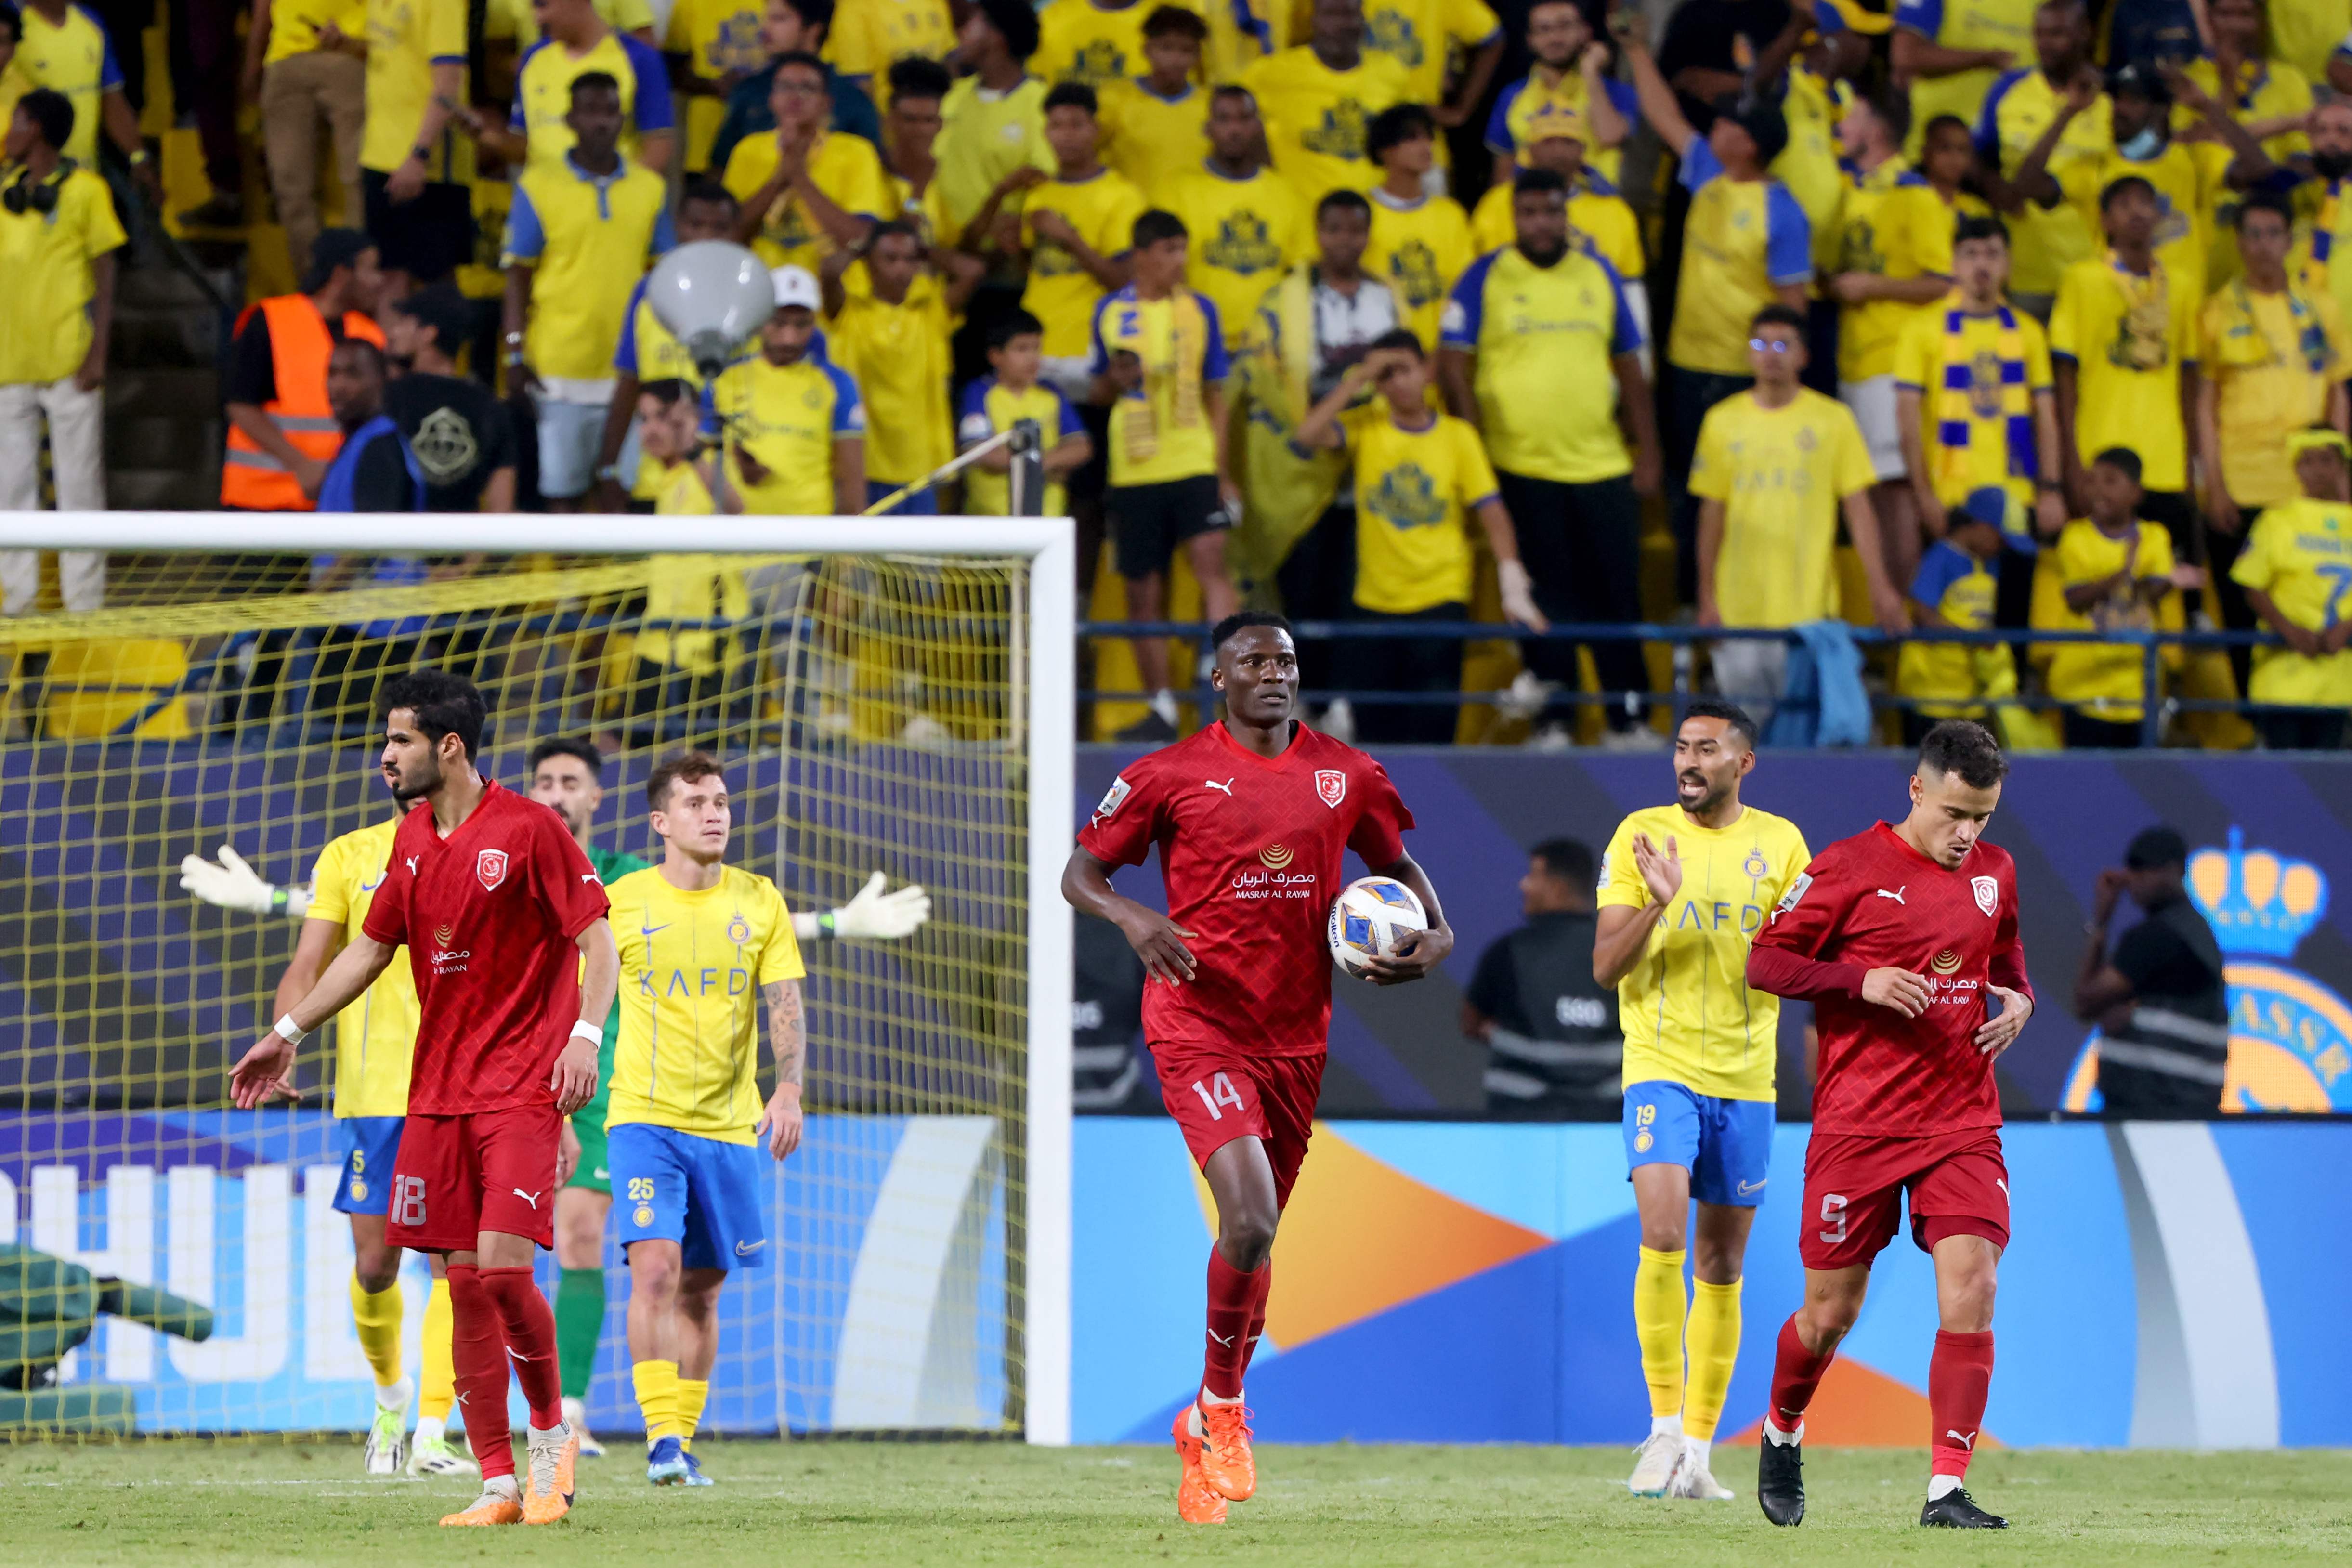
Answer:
[{"left": 2065, "top": 827, "right": 2352, "bottom": 1111}]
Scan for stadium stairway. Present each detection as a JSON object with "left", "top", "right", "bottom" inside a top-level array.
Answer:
[{"left": 105, "top": 250, "right": 238, "bottom": 512}]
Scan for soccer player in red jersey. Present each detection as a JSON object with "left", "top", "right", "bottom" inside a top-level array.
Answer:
[
  {"left": 232, "top": 671, "right": 620, "bottom": 1529},
  {"left": 1744, "top": 719, "right": 2034, "bottom": 1531},
  {"left": 1062, "top": 611, "right": 1452, "bottom": 1527}
]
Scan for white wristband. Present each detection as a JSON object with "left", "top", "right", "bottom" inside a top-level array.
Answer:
[
  {"left": 274, "top": 1014, "right": 308, "bottom": 1045},
  {"left": 570, "top": 1020, "right": 602, "bottom": 1046}
]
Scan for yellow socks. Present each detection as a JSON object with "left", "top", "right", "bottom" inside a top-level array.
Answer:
[
  {"left": 419, "top": 1277, "right": 456, "bottom": 1422},
  {"left": 348, "top": 1273, "right": 405, "bottom": 1390},
  {"left": 633, "top": 1358, "right": 681, "bottom": 1443},
  {"left": 675, "top": 1377, "right": 709, "bottom": 1452},
  {"left": 1633, "top": 1247, "right": 1688, "bottom": 1423},
  {"left": 1683, "top": 1277, "right": 1743, "bottom": 1442}
]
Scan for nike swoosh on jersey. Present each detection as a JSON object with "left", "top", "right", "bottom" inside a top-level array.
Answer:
[{"left": 641, "top": 923, "right": 670, "bottom": 936}]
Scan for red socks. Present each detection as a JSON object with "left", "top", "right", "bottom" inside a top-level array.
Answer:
[
  {"left": 1929, "top": 1329, "right": 1995, "bottom": 1477},
  {"left": 1240, "top": 1262, "right": 1273, "bottom": 1381},
  {"left": 444, "top": 1265, "right": 515, "bottom": 1480},
  {"left": 480, "top": 1264, "right": 567, "bottom": 1430},
  {"left": 1767, "top": 1314, "right": 1837, "bottom": 1433},
  {"left": 1202, "top": 1248, "right": 1262, "bottom": 1399}
]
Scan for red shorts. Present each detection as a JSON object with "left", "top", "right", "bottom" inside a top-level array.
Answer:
[
  {"left": 1799, "top": 1126, "right": 2010, "bottom": 1272},
  {"left": 1150, "top": 1042, "right": 1324, "bottom": 1209},
  {"left": 386, "top": 1103, "right": 562, "bottom": 1252}
]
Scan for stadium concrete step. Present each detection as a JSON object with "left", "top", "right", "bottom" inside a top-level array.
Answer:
[
  {"left": 105, "top": 416, "right": 218, "bottom": 473},
  {"left": 109, "top": 464, "right": 221, "bottom": 513},
  {"left": 103, "top": 255, "right": 242, "bottom": 512}
]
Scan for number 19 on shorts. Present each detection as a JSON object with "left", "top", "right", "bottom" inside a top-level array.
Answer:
[{"left": 1190, "top": 1073, "right": 1244, "bottom": 1121}]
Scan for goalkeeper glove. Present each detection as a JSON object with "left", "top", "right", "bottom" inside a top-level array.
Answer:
[
  {"left": 180, "top": 845, "right": 310, "bottom": 919},
  {"left": 820, "top": 871, "right": 931, "bottom": 941}
]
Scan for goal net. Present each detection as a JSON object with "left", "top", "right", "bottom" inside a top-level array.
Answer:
[{"left": 0, "top": 514, "right": 1075, "bottom": 1445}]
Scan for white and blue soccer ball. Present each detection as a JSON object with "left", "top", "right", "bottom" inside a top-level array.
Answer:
[{"left": 1327, "top": 876, "right": 1429, "bottom": 980}]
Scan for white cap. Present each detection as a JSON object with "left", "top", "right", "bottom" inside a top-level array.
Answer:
[{"left": 769, "top": 265, "right": 821, "bottom": 312}]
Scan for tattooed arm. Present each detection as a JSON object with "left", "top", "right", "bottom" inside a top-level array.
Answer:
[{"left": 758, "top": 978, "right": 807, "bottom": 1159}]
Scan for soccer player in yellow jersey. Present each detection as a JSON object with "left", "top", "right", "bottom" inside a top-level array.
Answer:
[
  {"left": 1242, "top": 0, "right": 1409, "bottom": 203},
  {"left": 710, "top": 264, "right": 868, "bottom": 514},
  {"left": 1592, "top": 702, "right": 1808, "bottom": 1503},
  {"left": 1694, "top": 305, "right": 1908, "bottom": 723},
  {"left": 2231, "top": 428, "right": 2352, "bottom": 750},
  {"left": 959, "top": 309, "right": 1095, "bottom": 515},
  {"left": 724, "top": 52, "right": 892, "bottom": 271},
  {"left": 1169, "top": 87, "right": 1308, "bottom": 351},
  {"left": 1098, "top": 7, "right": 1211, "bottom": 198},
  {"left": 609, "top": 753, "right": 808, "bottom": 1487},
  {"left": 821, "top": 221, "right": 976, "bottom": 511},
  {"left": 1363, "top": 105, "right": 1474, "bottom": 352},
  {"left": 178, "top": 822, "right": 472, "bottom": 1479}
]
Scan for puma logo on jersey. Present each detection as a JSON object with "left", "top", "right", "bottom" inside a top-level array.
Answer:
[
  {"left": 1204, "top": 777, "right": 1234, "bottom": 796},
  {"left": 1946, "top": 1430, "right": 1976, "bottom": 1451},
  {"left": 512, "top": 1188, "right": 542, "bottom": 1209},
  {"left": 405, "top": 856, "right": 419, "bottom": 875},
  {"left": 581, "top": 873, "right": 601, "bottom": 884},
  {"left": 1995, "top": 1178, "right": 2010, "bottom": 1200},
  {"left": 1875, "top": 887, "right": 1907, "bottom": 904}
]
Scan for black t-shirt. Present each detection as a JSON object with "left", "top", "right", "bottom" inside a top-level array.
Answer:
[
  {"left": 386, "top": 372, "right": 518, "bottom": 513},
  {"left": 346, "top": 428, "right": 425, "bottom": 512},
  {"left": 2115, "top": 897, "right": 2226, "bottom": 1011},
  {"left": 227, "top": 303, "right": 367, "bottom": 407},
  {"left": 1656, "top": 0, "right": 1793, "bottom": 125}
]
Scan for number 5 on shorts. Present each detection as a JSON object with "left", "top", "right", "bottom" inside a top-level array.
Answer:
[
  {"left": 1818, "top": 1193, "right": 1848, "bottom": 1244},
  {"left": 394, "top": 1175, "right": 428, "bottom": 1228},
  {"left": 1190, "top": 1073, "right": 1244, "bottom": 1122}
]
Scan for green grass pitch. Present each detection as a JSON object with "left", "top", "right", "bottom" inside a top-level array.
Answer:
[{"left": 2, "top": 1440, "right": 2348, "bottom": 1565}]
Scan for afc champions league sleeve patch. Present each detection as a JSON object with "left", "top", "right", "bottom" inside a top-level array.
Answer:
[
  {"left": 1774, "top": 872, "right": 1812, "bottom": 916},
  {"left": 1315, "top": 769, "right": 1346, "bottom": 808},
  {"left": 1972, "top": 875, "right": 1999, "bottom": 917},
  {"left": 1092, "top": 775, "right": 1132, "bottom": 824},
  {"left": 477, "top": 848, "right": 510, "bottom": 892}
]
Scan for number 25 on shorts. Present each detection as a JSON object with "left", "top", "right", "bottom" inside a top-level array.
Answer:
[
  {"left": 1190, "top": 1073, "right": 1245, "bottom": 1122},
  {"left": 627, "top": 1176, "right": 655, "bottom": 1202}
]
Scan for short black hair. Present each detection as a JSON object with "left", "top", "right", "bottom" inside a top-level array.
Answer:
[
  {"left": 1952, "top": 213, "right": 2010, "bottom": 248},
  {"left": 1369, "top": 326, "right": 1423, "bottom": 357},
  {"left": 331, "top": 337, "right": 389, "bottom": 380},
  {"left": 2092, "top": 446, "right": 2144, "bottom": 485},
  {"left": 1209, "top": 609, "right": 1294, "bottom": 652},
  {"left": 0, "top": 2, "right": 21, "bottom": 44},
  {"left": 1133, "top": 208, "right": 1187, "bottom": 248},
  {"left": 771, "top": 49, "right": 829, "bottom": 82},
  {"left": 1681, "top": 698, "right": 1759, "bottom": 750},
  {"left": 778, "top": 0, "right": 832, "bottom": 28},
  {"left": 569, "top": 69, "right": 621, "bottom": 105},
  {"left": 1857, "top": 80, "right": 1911, "bottom": 145},
  {"left": 1750, "top": 303, "right": 1807, "bottom": 334},
  {"left": 1143, "top": 3, "right": 1208, "bottom": 41},
  {"left": 1923, "top": 112, "right": 1973, "bottom": 145},
  {"left": 2235, "top": 190, "right": 2294, "bottom": 231},
  {"left": 1366, "top": 102, "right": 1435, "bottom": 161},
  {"left": 2100, "top": 173, "right": 2157, "bottom": 212},
  {"left": 527, "top": 734, "right": 604, "bottom": 779},
  {"left": 1918, "top": 719, "right": 2008, "bottom": 789},
  {"left": 987, "top": 307, "right": 1045, "bottom": 348},
  {"left": 16, "top": 86, "right": 72, "bottom": 153},
  {"left": 1512, "top": 164, "right": 1569, "bottom": 198},
  {"left": 866, "top": 217, "right": 922, "bottom": 250},
  {"left": 1044, "top": 80, "right": 1098, "bottom": 117},
  {"left": 639, "top": 376, "right": 695, "bottom": 409},
  {"left": 973, "top": 0, "right": 1040, "bottom": 60},
  {"left": 887, "top": 54, "right": 953, "bottom": 103},
  {"left": 679, "top": 177, "right": 739, "bottom": 214},
  {"left": 1316, "top": 187, "right": 1372, "bottom": 222},
  {"left": 380, "top": 670, "right": 487, "bottom": 759},
  {"left": 1530, "top": 837, "right": 1596, "bottom": 888},
  {"left": 1210, "top": 82, "right": 1257, "bottom": 113}
]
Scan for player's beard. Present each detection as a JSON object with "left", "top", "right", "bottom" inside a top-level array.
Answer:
[{"left": 390, "top": 752, "right": 444, "bottom": 804}]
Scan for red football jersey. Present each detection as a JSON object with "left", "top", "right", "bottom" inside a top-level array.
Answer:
[
  {"left": 362, "top": 781, "right": 613, "bottom": 1115},
  {"left": 1747, "top": 822, "right": 2032, "bottom": 1137},
  {"left": 1076, "top": 721, "right": 1414, "bottom": 1058}
]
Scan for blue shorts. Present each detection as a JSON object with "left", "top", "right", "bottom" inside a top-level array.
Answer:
[
  {"left": 1622, "top": 1081, "right": 1774, "bottom": 1208},
  {"left": 332, "top": 1115, "right": 405, "bottom": 1216},
  {"left": 608, "top": 1122, "right": 768, "bottom": 1271}
]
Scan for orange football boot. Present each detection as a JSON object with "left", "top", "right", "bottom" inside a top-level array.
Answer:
[
  {"left": 439, "top": 1486, "right": 523, "bottom": 1526},
  {"left": 521, "top": 1427, "right": 579, "bottom": 1525},
  {"left": 1170, "top": 1406, "right": 1229, "bottom": 1524},
  {"left": 1195, "top": 1398, "right": 1257, "bottom": 1502}
]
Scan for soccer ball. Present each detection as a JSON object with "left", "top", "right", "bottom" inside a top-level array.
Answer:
[{"left": 1327, "top": 876, "right": 1429, "bottom": 980}]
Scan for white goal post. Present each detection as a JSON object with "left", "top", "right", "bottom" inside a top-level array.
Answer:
[{"left": 0, "top": 510, "right": 1079, "bottom": 1447}]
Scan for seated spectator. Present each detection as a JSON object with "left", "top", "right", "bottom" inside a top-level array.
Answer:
[
  {"left": 1243, "top": 0, "right": 1409, "bottom": 203},
  {"left": 1365, "top": 103, "right": 1474, "bottom": 352},
  {"left": 1460, "top": 837, "right": 1623, "bottom": 1120},
  {"left": 360, "top": 0, "right": 474, "bottom": 297},
  {"left": 222, "top": 228, "right": 387, "bottom": 513},
  {"left": 1292, "top": 328, "right": 1545, "bottom": 745},
  {"left": 664, "top": 0, "right": 769, "bottom": 173},
  {"left": 2229, "top": 428, "right": 2352, "bottom": 750},
  {"left": 0, "top": 87, "right": 117, "bottom": 616},
  {"left": 1169, "top": 85, "right": 1308, "bottom": 354},
  {"left": 1098, "top": 6, "right": 1210, "bottom": 198},
  {"left": 724, "top": 50, "right": 890, "bottom": 271},
  {"left": 383, "top": 284, "right": 519, "bottom": 514},
  {"left": 2037, "top": 446, "right": 2182, "bottom": 748},
  {"left": 708, "top": 264, "right": 867, "bottom": 517},
  {"left": 2073, "top": 824, "right": 2231, "bottom": 1116},
  {"left": 1896, "top": 488, "right": 2019, "bottom": 745},
  {"left": 501, "top": 71, "right": 678, "bottom": 512},
  {"left": 708, "top": 0, "right": 881, "bottom": 175},
  {"left": 9, "top": 0, "right": 157, "bottom": 200},
  {"left": 825, "top": 0, "right": 953, "bottom": 101},
  {"left": 1439, "top": 168, "right": 1659, "bottom": 749},
  {"left": 957, "top": 309, "right": 1093, "bottom": 518},
  {"left": 930, "top": 0, "right": 1051, "bottom": 252},
  {"left": 881, "top": 55, "right": 954, "bottom": 246},
  {"left": 1485, "top": 0, "right": 1633, "bottom": 187},
  {"left": 483, "top": 0, "right": 676, "bottom": 175},
  {"left": 1692, "top": 305, "right": 1904, "bottom": 725},
  {"left": 821, "top": 221, "right": 979, "bottom": 513},
  {"left": 245, "top": 0, "right": 368, "bottom": 282},
  {"left": 600, "top": 180, "right": 742, "bottom": 511}
]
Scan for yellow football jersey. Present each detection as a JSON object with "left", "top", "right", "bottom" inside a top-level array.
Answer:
[
  {"left": 306, "top": 819, "right": 419, "bottom": 1119},
  {"left": 1468, "top": 177, "right": 1643, "bottom": 278},
  {"left": 1169, "top": 165, "right": 1309, "bottom": 346},
  {"left": 1020, "top": 168, "right": 1150, "bottom": 357},
  {"left": 1099, "top": 78, "right": 1212, "bottom": 196},
  {"left": 2230, "top": 498, "right": 2352, "bottom": 706},
  {"left": 607, "top": 864, "right": 806, "bottom": 1142},
  {"left": 1034, "top": 0, "right": 1202, "bottom": 88},
  {"left": 1242, "top": 45, "right": 1409, "bottom": 202},
  {"left": 2047, "top": 254, "right": 2198, "bottom": 492},
  {"left": 722, "top": 130, "right": 896, "bottom": 271},
  {"left": 2040, "top": 518, "right": 2181, "bottom": 720},
  {"left": 1688, "top": 388, "right": 1877, "bottom": 627},
  {"left": 1366, "top": 189, "right": 1475, "bottom": 352},
  {"left": 1598, "top": 803, "right": 1810, "bottom": 1102}
]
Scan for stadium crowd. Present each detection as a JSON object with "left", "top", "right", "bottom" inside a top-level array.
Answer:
[{"left": 4, "top": 0, "right": 2352, "bottom": 750}]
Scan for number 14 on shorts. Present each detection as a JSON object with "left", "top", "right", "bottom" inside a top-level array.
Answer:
[{"left": 1190, "top": 1073, "right": 1246, "bottom": 1121}]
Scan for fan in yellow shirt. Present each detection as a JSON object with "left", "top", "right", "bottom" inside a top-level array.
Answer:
[
  {"left": 664, "top": 0, "right": 767, "bottom": 170},
  {"left": 1360, "top": 0, "right": 1502, "bottom": 140},
  {"left": 2037, "top": 447, "right": 2182, "bottom": 743},
  {"left": 1467, "top": 127, "right": 1641, "bottom": 278},
  {"left": 497, "top": 0, "right": 677, "bottom": 175},
  {"left": 1168, "top": 86, "right": 1309, "bottom": 348},
  {"left": 1897, "top": 496, "right": 2017, "bottom": 740},
  {"left": 1035, "top": 0, "right": 1199, "bottom": 87},
  {"left": 957, "top": 309, "right": 1095, "bottom": 516},
  {"left": 2050, "top": 178, "right": 2200, "bottom": 505},
  {"left": 2230, "top": 429, "right": 2352, "bottom": 746},
  {"left": 608, "top": 753, "right": 807, "bottom": 1485},
  {"left": 1242, "top": 0, "right": 1409, "bottom": 203},
  {"left": 1482, "top": 0, "right": 1633, "bottom": 185},
  {"left": 820, "top": 222, "right": 974, "bottom": 505},
  {"left": 825, "top": 0, "right": 954, "bottom": 94},
  {"left": 1590, "top": 704, "right": 1808, "bottom": 1499},
  {"left": 708, "top": 263, "right": 868, "bottom": 516},
  {"left": 722, "top": 52, "right": 893, "bottom": 270},
  {"left": 1891, "top": 0, "right": 2033, "bottom": 160},
  {"left": 929, "top": 2, "right": 1055, "bottom": 245},
  {"left": 1363, "top": 105, "right": 1474, "bottom": 351},
  {"left": 2090, "top": 66, "right": 2250, "bottom": 307},
  {"left": 983, "top": 82, "right": 1148, "bottom": 364},
  {"left": 1098, "top": 7, "right": 1210, "bottom": 196}
]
